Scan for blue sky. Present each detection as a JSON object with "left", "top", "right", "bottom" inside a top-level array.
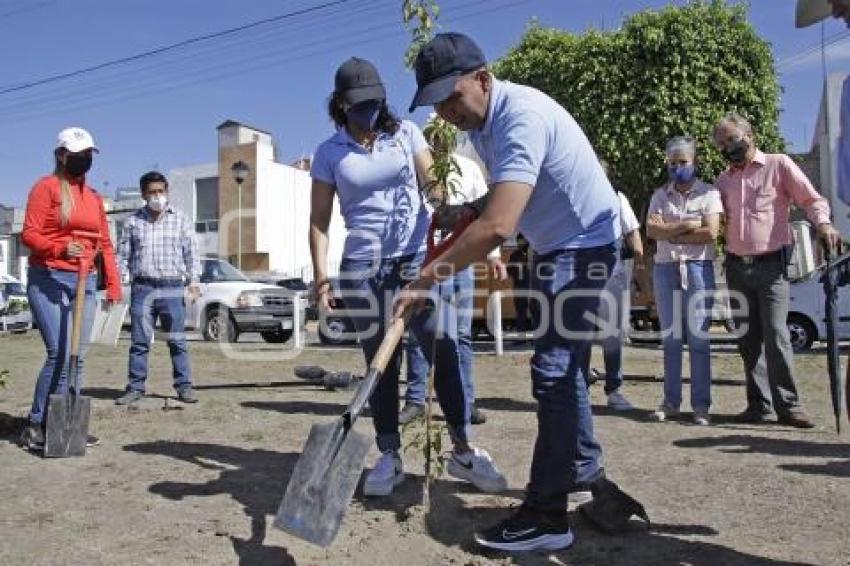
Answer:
[{"left": 0, "top": 0, "right": 847, "bottom": 207}]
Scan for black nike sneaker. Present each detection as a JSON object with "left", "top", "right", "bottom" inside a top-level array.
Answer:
[{"left": 475, "top": 505, "right": 574, "bottom": 552}]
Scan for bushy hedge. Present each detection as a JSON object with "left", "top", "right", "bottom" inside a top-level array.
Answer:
[{"left": 492, "top": 0, "right": 785, "bottom": 212}]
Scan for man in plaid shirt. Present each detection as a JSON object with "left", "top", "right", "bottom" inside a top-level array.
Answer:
[{"left": 116, "top": 170, "right": 201, "bottom": 405}]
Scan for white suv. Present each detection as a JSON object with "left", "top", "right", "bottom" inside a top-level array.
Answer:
[
  {"left": 0, "top": 274, "right": 31, "bottom": 334},
  {"left": 785, "top": 253, "right": 850, "bottom": 351}
]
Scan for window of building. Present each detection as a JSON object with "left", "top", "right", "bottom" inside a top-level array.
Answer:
[{"left": 195, "top": 176, "right": 219, "bottom": 233}]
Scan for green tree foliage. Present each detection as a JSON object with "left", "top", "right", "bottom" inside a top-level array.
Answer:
[
  {"left": 402, "top": 0, "right": 440, "bottom": 68},
  {"left": 492, "top": 0, "right": 785, "bottom": 212}
]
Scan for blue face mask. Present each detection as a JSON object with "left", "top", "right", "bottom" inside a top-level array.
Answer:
[
  {"left": 345, "top": 100, "right": 382, "bottom": 132},
  {"left": 668, "top": 164, "right": 696, "bottom": 184}
]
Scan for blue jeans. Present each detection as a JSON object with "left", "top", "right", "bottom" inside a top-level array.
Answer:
[
  {"left": 338, "top": 254, "right": 469, "bottom": 453},
  {"left": 127, "top": 280, "right": 192, "bottom": 393},
  {"left": 525, "top": 243, "right": 615, "bottom": 512},
  {"left": 26, "top": 265, "right": 97, "bottom": 425},
  {"left": 585, "top": 257, "right": 633, "bottom": 394},
  {"left": 653, "top": 261, "right": 714, "bottom": 412},
  {"left": 405, "top": 267, "right": 475, "bottom": 412}
]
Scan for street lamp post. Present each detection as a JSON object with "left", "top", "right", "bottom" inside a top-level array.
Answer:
[{"left": 231, "top": 160, "right": 250, "bottom": 270}]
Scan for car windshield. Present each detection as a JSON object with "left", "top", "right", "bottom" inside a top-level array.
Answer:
[
  {"left": 1, "top": 283, "right": 25, "bottom": 296},
  {"left": 201, "top": 260, "right": 248, "bottom": 282}
]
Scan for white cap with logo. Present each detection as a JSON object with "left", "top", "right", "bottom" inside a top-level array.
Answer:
[{"left": 56, "top": 127, "right": 99, "bottom": 153}]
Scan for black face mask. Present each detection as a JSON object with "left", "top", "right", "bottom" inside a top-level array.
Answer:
[
  {"left": 345, "top": 100, "right": 382, "bottom": 132},
  {"left": 64, "top": 153, "right": 92, "bottom": 177},
  {"left": 721, "top": 139, "right": 749, "bottom": 164}
]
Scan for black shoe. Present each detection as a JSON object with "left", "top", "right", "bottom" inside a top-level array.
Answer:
[
  {"left": 18, "top": 423, "right": 45, "bottom": 451},
  {"left": 475, "top": 505, "right": 574, "bottom": 552},
  {"left": 578, "top": 476, "right": 650, "bottom": 534},
  {"left": 177, "top": 387, "right": 198, "bottom": 404},
  {"left": 116, "top": 389, "right": 144, "bottom": 406},
  {"left": 568, "top": 482, "right": 593, "bottom": 505},
  {"left": 399, "top": 403, "right": 425, "bottom": 425},
  {"left": 86, "top": 434, "right": 101, "bottom": 447},
  {"left": 471, "top": 404, "right": 487, "bottom": 425},
  {"left": 734, "top": 408, "right": 771, "bottom": 424}
]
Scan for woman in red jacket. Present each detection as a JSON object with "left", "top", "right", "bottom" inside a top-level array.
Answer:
[{"left": 18, "top": 127, "right": 122, "bottom": 452}]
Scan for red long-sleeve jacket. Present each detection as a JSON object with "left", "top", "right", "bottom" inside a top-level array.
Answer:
[{"left": 22, "top": 175, "right": 122, "bottom": 302}]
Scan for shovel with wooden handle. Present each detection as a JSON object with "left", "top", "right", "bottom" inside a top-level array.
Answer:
[
  {"left": 275, "top": 208, "right": 477, "bottom": 547},
  {"left": 44, "top": 230, "right": 100, "bottom": 458},
  {"left": 274, "top": 314, "right": 407, "bottom": 547}
]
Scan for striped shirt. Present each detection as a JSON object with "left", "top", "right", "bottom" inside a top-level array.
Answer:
[{"left": 117, "top": 205, "right": 201, "bottom": 283}]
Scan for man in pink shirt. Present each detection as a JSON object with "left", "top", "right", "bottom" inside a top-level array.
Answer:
[{"left": 714, "top": 112, "right": 842, "bottom": 428}]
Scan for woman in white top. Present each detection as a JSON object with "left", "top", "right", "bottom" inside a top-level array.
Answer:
[{"left": 646, "top": 136, "right": 723, "bottom": 425}]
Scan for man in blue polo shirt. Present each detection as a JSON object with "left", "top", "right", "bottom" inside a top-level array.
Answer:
[{"left": 398, "top": 32, "right": 647, "bottom": 552}]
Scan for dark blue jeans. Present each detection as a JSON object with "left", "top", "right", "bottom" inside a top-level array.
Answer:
[
  {"left": 405, "top": 267, "right": 475, "bottom": 411},
  {"left": 525, "top": 243, "right": 615, "bottom": 512},
  {"left": 127, "top": 280, "right": 192, "bottom": 393},
  {"left": 26, "top": 265, "right": 97, "bottom": 425},
  {"left": 338, "top": 254, "right": 469, "bottom": 453}
]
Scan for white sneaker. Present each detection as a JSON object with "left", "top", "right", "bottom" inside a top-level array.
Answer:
[
  {"left": 447, "top": 447, "right": 508, "bottom": 493},
  {"left": 650, "top": 404, "right": 679, "bottom": 422},
  {"left": 693, "top": 410, "right": 711, "bottom": 426},
  {"left": 363, "top": 451, "right": 404, "bottom": 497},
  {"left": 607, "top": 390, "right": 634, "bottom": 411}
]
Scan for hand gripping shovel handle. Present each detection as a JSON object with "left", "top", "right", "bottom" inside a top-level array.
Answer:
[
  {"left": 423, "top": 206, "right": 477, "bottom": 266},
  {"left": 344, "top": 209, "right": 478, "bottom": 423}
]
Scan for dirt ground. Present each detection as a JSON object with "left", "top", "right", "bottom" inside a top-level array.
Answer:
[{"left": 0, "top": 329, "right": 848, "bottom": 566}]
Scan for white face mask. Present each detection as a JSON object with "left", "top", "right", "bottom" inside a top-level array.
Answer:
[{"left": 147, "top": 195, "right": 167, "bottom": 212}]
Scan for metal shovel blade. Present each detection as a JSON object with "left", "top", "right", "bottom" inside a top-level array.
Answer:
[
  {"left": 274, "top": 419, "right": 371, "bottom": 547},
  {"left": 44, "top": 392, "right": 91, "bottom": 458}
]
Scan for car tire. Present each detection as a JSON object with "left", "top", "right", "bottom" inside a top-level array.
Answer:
[
  {"left": 203, "top": 306, "right": 238, "bottom": 343},
  {"left": 318, "top": 315, "right": 356, "bottom": 345},
  {"left": 261, "top": 329, "right": 293, "bottom": 343},
  {"left": 787, "top": 314, "right": 816, "bottom": 352}
]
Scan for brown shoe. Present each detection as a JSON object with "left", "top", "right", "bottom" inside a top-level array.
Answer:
[
  {"left": 734, "top": 408, "right": 771, "bottom": 424},
  {"left": 777, "top": 412, "right": 815, "bottom": 429}
]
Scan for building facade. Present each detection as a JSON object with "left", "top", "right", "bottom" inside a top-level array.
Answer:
[{"left": 167, "top": 120, "right": 346, "bottom": 279}]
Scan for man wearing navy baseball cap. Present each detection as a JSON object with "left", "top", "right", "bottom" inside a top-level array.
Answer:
[{"left": 399, "top": 32, "right": 648, "bottom": 552}]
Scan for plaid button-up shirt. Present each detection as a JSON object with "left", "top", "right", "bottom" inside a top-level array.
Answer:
[{"left": 117, "top": 205, "right": 201, "bottom": 283}]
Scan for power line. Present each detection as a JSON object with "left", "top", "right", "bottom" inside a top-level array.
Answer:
[
  {"left": 0, "top": 0, "right": 55, "bottom": 20},
  {"left": 0, "top": 1, "right": 394, "bottom": 119},
  {"left": 0, "top": 0, "right": 352, "bottom": 96},
  {"left": 776, "top": 30, "right": 850, "bottom": 70},
  {"left": 0, "top": 0, "right": 390, "bottom": 112},
  {"left": 0, "top": 0, "right": 531, "bottom": 123}
]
